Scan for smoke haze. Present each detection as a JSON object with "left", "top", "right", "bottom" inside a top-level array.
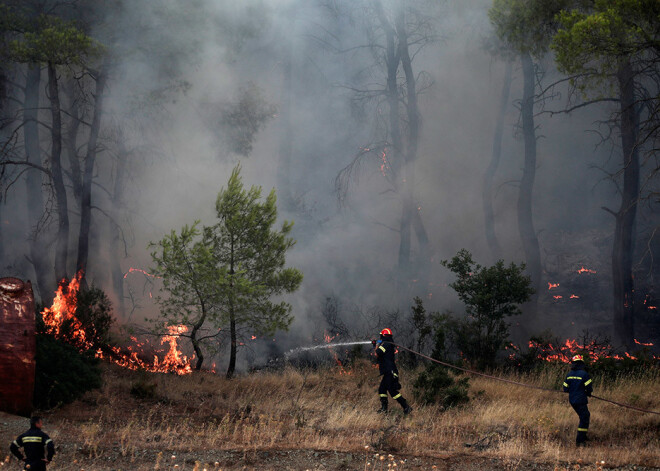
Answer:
[{"left": 1, "top": 0, "right": 657, "bottom": 370}]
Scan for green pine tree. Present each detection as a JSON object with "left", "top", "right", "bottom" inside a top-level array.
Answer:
[
  {"left": 150, "top": 165, "right": 302, "bottom": 376},
  {"left": 207, "top": 164, "right": 303, "bottom": 378}
]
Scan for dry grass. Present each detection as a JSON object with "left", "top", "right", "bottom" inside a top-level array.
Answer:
[{"left": 5, "top": 361, "right": 659, "bottom": 470}]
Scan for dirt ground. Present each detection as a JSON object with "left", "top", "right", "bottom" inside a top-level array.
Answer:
[
  {"left": 2, "top": 361, "right": 659, "bottom": 471},
  {"left": 1, "top": 411, "right": 655, "bottom": 471}
]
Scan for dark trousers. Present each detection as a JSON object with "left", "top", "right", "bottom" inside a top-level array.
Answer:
[
  {"left": 25, "top": 461, "right": 47, "bottom": 471},
  {"left": 571, "top": 403, "right": 590, "bottom": 443},
  {"left": 379, "top": 373, "right": 402, "bottom": 399}
]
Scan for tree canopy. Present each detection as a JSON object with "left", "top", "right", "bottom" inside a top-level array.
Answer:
[{"left": 552, "top": 0, "right": 660, "bottom": 84}]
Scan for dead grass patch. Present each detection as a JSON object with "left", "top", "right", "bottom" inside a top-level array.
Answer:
[{"left": 2, "top": 360, "right": 657, "bottom": 470}]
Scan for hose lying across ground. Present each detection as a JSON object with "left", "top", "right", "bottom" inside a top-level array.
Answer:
[{"left": 392, "top": 343, "right": 660, "bottom": 416}]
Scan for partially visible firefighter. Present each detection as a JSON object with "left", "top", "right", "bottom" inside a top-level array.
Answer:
[
  {"left": 9, "top": 416, "right": 55, "bottom": 470},
  {"left": 563, "top": 354, "right": 593, "bottom": 446},
  {"left": 372, "top": 328, "right": 412, "bottom": 415}
]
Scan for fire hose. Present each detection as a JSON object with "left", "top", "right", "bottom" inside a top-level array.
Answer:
[{"left": 391, "top": 343, "right": 660, "bottom": 416}]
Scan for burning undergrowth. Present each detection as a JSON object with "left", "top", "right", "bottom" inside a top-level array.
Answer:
[
  {"left": 41, "top": 272, "right": 192, "bottom": 375},
  {"left": 504, "top": 332, "right": 659, "bottom": 370},
  {"left": 526, "top": 337, "right": 656, "bottom": 363},
  {"left": 539, "top": 229, "right": 659, "bottom": 339}
]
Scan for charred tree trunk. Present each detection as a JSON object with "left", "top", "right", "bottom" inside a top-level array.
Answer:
[
  {"left": 76, "top": 69, "right": 107, "bottom": 288},
  {"left": 64, "top": 78, "right": 82, "bottom": 205},
  {"left": 227, "top": 311, "right": 236, "bottom": 379},
  {"left": 0, "top": 63, "right": 6, "bottom": 114},
  {"left": 374, "top": 1, "right": 410, "bottom": 289},
  {"left": 109, "top": 138, "right": 128, "bottom": 318},
  {"left": 47, "top": 61, "right": 69, "bottom": 283},
  {"left": 24, "top": 64, "right": 53, "bottom": 300},
  {"left": 277, "top": 8, "right": 296, "bottom": 212},
  {"left": 395, "top": 4, "right": 431, "bottom": 291},
  {"left": 518, "top": 52, "right": 541, "bottom": 309},
  {"left": 483, "top": 61, "right": 512, "bottom": 260},
  {"left": 0, "top": 198, "right": 4, "bottom": 265},
  {"left": 226, "top": 253, "right": 237, "bottom": 379},
  {"left": 0, "top": 64, "right": 5, "bottom": 264},
  {"left": 190, "top": 304, "right": 206, "bottom": 371},
  {"left": 191, "top": 334, "right": 204, "bottom": 371},
  {"left": 611, "top": 60, "right": 639, "bottom": 348}
]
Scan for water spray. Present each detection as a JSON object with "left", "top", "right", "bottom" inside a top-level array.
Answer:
[
  {"left": 284, "top": 339, "right": 659, "bottom": 415},
  {"left": 283, "top": 341, "right": 372, "bottom": 359}
]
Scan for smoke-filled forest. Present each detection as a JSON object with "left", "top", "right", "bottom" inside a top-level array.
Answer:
[
  {"left": 1, "top": 0, "right": 659, "bottom": 371},
  {"left": 2, "top": 1, "right": 660, "bottom": 470}
]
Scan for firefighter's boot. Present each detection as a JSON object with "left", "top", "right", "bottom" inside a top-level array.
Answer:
[
  {"left": 396, "top": 396, "right": 412, "bottom": 415},
  {"left": 377, "top": 397, "right": 388, "bottom": 413},
  {"left": 576, "top": 430, "right": 588, "bottom": 446}
]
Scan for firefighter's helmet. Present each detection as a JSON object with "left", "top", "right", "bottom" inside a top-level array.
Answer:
[
  {"left": 571, "top": 354, "right": 584, "bottom": 363},
  {"left": 380, "top": 328, "right": 392, "bottom": 337}
]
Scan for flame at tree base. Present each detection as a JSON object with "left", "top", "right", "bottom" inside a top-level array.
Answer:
[{"left": 42, "top": 272, "right": 192, "bottom": 375}]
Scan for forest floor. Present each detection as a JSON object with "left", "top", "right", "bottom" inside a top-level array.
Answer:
[{"left": 1, "top": 361, "right": 659, "bottom": 471}]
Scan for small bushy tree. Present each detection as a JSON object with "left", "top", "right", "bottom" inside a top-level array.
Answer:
[
  {"left": 151, "top": 165, "right": 302, "bottom": 377},
  {"left": 413, "top": 366, "right": 470, "bottom": 408},
  {"left": 74, "top": 286, "right": 115, "bottom": 348},
  {"left": 207, "top": 165, "right": 303, "bottom": 378},
  {"left": 399, "top": 297, "right": 433, "bottom": 367},
  {"left": 441, "top": 249, "right": 534, "bottom": 369},
  {"left": 412, "top": 299, "right": 470, "bottom": 408},
  {"left": 34, "top": 313, "right": 102, "bottom": 409}
]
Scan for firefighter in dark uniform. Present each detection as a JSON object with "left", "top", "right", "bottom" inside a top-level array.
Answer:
[
  {"left": 10, "top": 416, "right": 55, "bottom": 470},
  {"left": 563, "top": 354, "right": 593, "bottom": 446},
  {"left": 372, "top": 328, "right": 412, "bottom": 414}
]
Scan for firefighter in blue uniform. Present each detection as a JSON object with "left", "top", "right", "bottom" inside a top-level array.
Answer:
[
  {"left": 372, "top": 328, "right": 412, "bottom": 414},
  {"left": 9, "top": 416, "right": 55, "bottom": 470},
  {"left": 563, "top": 354, "right": 593, "bottom": 446}
]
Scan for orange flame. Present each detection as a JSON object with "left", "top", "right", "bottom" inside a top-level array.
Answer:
[
  {"left": 323, "top": 331, "right": 352, "bottom": 375},
  {"left": 527, "top": 338, "right": 657, "bottom": 363},
  {"left": 41, "top": 273, "right": 92, "bottom": 350},
  {"left": 380, "top": 148, "right": 390, "bottom": 177},
  {"left": 42, "top": 271, "right": 192, "bottom": 375},
  {"left": 577, "top": 266, "right": 596, "bottom": 274},
  {"left": 123, "top": 267, "right": 161, "bottom": 279},
  {"left": 548, "top": 282, "right": 559, "bottom": 290}
]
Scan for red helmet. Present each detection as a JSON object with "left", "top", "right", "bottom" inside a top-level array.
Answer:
[
  {"left": 380, "top": 328, "right": 392, "bottom": 336},
  {"left": 571, "top": 354, "right": 584, "bottom": 362}
]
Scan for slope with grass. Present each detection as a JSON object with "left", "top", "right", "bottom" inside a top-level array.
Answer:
[{"left": 1, "top": 360, "right": 658, "bottom": 470}]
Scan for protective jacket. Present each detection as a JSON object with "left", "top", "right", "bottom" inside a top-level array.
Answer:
[
  {"left": 10, "top": 427, "right": 54, "bottom": 470},
  {"left": 375, "top": 337, "right": 398, "bottom": 376},
  {"left": 563, "top": 363, "right": 593, "bottom": 405}
]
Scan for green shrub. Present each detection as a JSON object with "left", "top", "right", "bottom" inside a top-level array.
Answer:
[
  {"left": 34, "top": 334, "right": 102, "bottom": 409},
  {"left": 441, "top": 249, "right": 534, "bottom": 370},
  {"left": 413, "top": 364, "right": 469, "bottom": 408},
  {"left": 36, "top": 285, "right": 115, "bottom": 350},
  {"left": 411, "top": 298, "right": 470, "bottom": 408},
  {"left": 74, "top": 286, "right": 115, "bottom": 348}
]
